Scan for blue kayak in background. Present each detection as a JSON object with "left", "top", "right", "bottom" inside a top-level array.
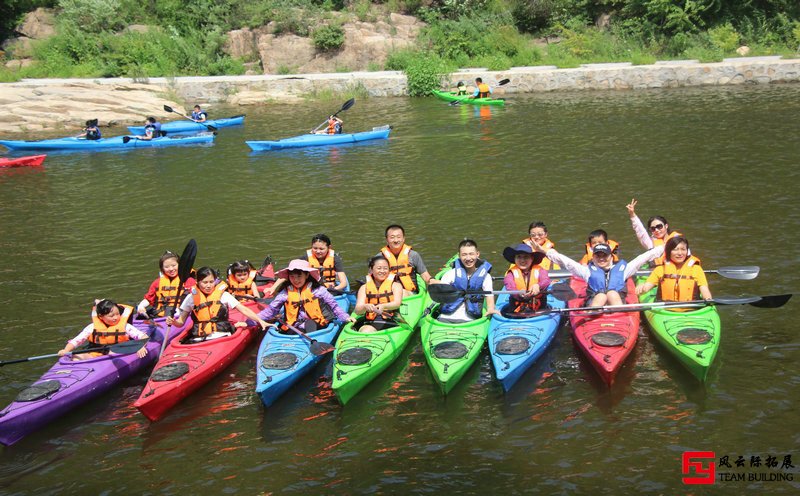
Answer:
[
  {"left": 246, "top": 125, "right": 391, "bottom": 151},
  {"left": 127, "top": 115, "right": 245, "bottom": 134},
  {"left": 0, "top": 133, "right": 216, "bottom": 151}
]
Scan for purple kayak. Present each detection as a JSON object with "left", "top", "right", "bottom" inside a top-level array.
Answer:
[{"left": 0, "top": 317, "right": 190, "bottom": 446}]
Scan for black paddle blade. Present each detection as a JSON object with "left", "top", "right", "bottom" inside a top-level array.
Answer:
[
  {"left": 108, "top": 338, "right": 150, "bottom": 354},
  {"left": 340, "top": 98, "right": 355, "bottom": 113},
  {"left": 309, "top": 341, "right": 334, "bottom": 356},
  {"left": 749, "top": 293, "right": 792, "bottom": 308},
  {"left": 178, "top": 239, "right": 197, "bottom": 284},
  {"left": 498, "top": 78, "right": 511, "bottom": 85},
  {"left": 206, "top": 125, "right": 218, "bottom": 132},
  {"left": 548, "top": 283, "right": 577, "bottom": 301},
  {"left": 163, "top": 104, "right": 175, "bottom": 113},
  {"left": 428, "top": 284, "right": 461, "bottom": 304},
  {"left": 122, "top": 136, "right": 131, "bottom": 143}
]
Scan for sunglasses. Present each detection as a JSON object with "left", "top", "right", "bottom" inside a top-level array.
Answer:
[{"left": 649, "top": 223, "right": 665, "bottom": 232}]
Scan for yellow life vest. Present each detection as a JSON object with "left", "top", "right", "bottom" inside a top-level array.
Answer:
[
  {"left": 579, "top": 239, "right": 620, "bottom": 265},
  {"left": 364, "top": 273, "right": 396, "bottom": 321},
  {"left": 90, "top": 304, "right": 134, "bottom": 345},
  {"left": 192, "top": 282, "right": 228, "bottom": 337},
  {"left": 307, "top": 249, "right": 337, "bottom": 287},
  {"left": 652, "top": 231, "right": 683, "bottom": 265},
  {"left": 286, "top": 283, "right": 328, "bottom": 327},
  {"left": 477, "top": 83, "right": 490, "bottom": 98},
  {"left": 381, "top": 244, "right": 417, "bottom": 291},
  {"left": 155, "top": 274, "right": 182, "bottom": 315},
  {"left": 518, "top": 238, "right": 560, "bottom": 271},
  {"left": 506, "top": 266, "right": 542, "bottom": 312},
  {"left": 227, "top": 269, "right": 257, "bottom": 300},
  {"left": 658, "top": 256, "right": 703, "bottom": 302}
]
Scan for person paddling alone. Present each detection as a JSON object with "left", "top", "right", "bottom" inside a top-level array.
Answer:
[
  {"left": 429, "top": 239, "right": 499, "bottom": 323},
  {"left": 78, "top": 119, "right": 101, "bottom": 140},
  {"left": 191, "top": 105, "right": 208, "bottom": 123}
]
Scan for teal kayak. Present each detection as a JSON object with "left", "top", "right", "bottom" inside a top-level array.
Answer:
[
  {"left": 246, "top": 126, "right": 391, "bottom": 151},
  {"left": 431, "top": 90, "right": 505, "bottom": 106},
  {"left": 127, "top": 115, "right": 245, "bottom": 134},
  {"left": 0, "top": 133, "right": 215, "bottom": 151}
]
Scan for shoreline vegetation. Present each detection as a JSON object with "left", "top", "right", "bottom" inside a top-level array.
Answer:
[{"left": 1, "top": 1, "right": 798, "bottom": 96}]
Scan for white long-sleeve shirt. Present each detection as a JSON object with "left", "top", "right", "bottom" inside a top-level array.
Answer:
[{"left": 545, "top": 245, "right": 665, "bottom": 282}]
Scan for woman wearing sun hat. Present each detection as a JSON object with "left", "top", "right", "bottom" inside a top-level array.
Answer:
[
  {"left": 501, "top": 243, "right": 552, "bottom": 316},
  {"left": 257, "top": 259, "right": 355, "bottom": 332}
]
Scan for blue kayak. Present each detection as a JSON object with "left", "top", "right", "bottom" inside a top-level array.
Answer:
[
  {"left": 246, "top": 126, "right": 391, "bottom": 151},
  {"left": 0, "top": 133, "right": 215, "bottom": 151},
  {"left": 489, "top": 293, "right": 564, "bottom": 391},
  {"left": 127, "top": 115, "right": 245, "bottom": 134}
]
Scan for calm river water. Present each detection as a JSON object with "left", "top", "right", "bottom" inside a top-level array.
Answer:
[{"left": 0, "top": 83, "right": 798, "bottom": 494}]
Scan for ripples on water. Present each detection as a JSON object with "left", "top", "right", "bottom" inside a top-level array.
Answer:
[{"left": 0, "top": 84, "right": 799, "bottom": 493}]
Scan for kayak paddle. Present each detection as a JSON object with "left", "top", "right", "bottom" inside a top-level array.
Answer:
[
  {"left": 540, "top": 265, "right": 760, "bottom": 281},
  {"left": 159, "top": 239, "right": 198, "bottom": 358},
  {"left": 0, "top": 338, "right": 150, "bottom": 367},
  {"left": 163, "top": 104, "right": 218, "bottom": 132},
  {"left": 428, "top": 283, "right": 576, "bottom": 304},
  {"left": 275, "top": 318, "right": 333, "bottom": 356},
  {"left": 311, "top": 98, "right": 356, "bottom": 133}
]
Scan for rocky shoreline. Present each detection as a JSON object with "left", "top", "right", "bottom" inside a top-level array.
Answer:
[{"left": 1, "top": 56, "right": 798, "bottom": 136}]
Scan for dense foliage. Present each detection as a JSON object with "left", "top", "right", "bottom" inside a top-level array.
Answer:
[{"left": 0, "top": 0, "right": 798, "bottom": 87}]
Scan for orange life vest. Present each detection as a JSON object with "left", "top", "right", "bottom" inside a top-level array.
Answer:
[
  {"left": 579, "top": 239, "right": 620, "bottom": 265},
  {"left": 192, "top": 282, "right": 228, "bottom": 337},
  {"left": 652, "top": 231, "right": 683, "bottom": 265},
  {"left": 520, "top": 237, "right": 559, "bottom": 271},
  {"left": 90, "top": 304, "right": 134, "bottom": 345},
  {"left": 227, "top": 269, "right": 257, "bottom": 300},
  {"left": 381, "top": 244, "right": 417, "bottom": 291},
  {"left": 155, "top": 273, "right": 182, "bottom": 315},
  {"left": 507, "top": 266, "right": 543, "bottom": 312},
  {"left": 477, "top": 83, "right": 490, "bottom": 98},
  {"left": 286, "top": 283, "right": 328, "bottom": 327},
  {"left": 364, "top": 273, "right": 396, "bottom": 321},
  {"left": 307, "top": 249, "right": 337, "bottom": 287},
  {"left": 658, "top": 256, "right": 703, "bottom": 302}
]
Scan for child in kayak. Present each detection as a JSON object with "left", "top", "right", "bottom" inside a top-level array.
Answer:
[
  {"left": 626, "top": 198, "right": 686, "bottom": 265},
  {"left": 378, "top": 224, "right": 433, "bottom": 296},
  {"left": 137, "top": 250, "right": 195, "bottom": 318},
  {"left": 265, "top": 233, "right": 349, "bottom": 296},
  {"left": 167, "top": 267, "right": 268, "bottom": 340},
  {"left": 140, "top": 117, "right": 162, "bottom": 140},
  {"left": 257, "top": 260, "right": 355, "bottom": 332},
  {"left": 429, "top": 239, "right": 499, "bottom": 323},
  {"left": 226, "top": 260, "right": 261, "bottom": 301},
  {"left": 77, "top": 119, "right": 101, "bottom": 140},
  {"left": 354, "top": 255, "right": 404, "bottom": 333},
  {"left": 530, "top": 240, "right": 663, "bottom": 307},
  {"left": 635, "top": 236, "right": 712, "bottom": 302},
  {"left": 501, "top": 243, "right": 551, "bottom": 316},
  {"left": 191, "top": 105, "right": 208, "bottom": 122},
  {"left": 578, "top": 229, "right": 620, "bottom": 264},
  {"left": 59, "top": 299, "right": 149, "bottom": 360}
]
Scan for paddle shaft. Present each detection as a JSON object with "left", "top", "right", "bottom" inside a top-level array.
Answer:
[
  {"left": 533, "top": 294, "right": 790, "bottom": 316},
  {"left": 0, "top": 339, "right": 149, "bottom": 366},
  {"left": 163, "top": 105, "right": 217, "bottom": 131},
  {"left": 521, "top": 265, "right": 759, "bottom": 280},
  {"left": 312, "top": 98, "right": 355, "bottom": 133},
  {"left": 159, "top": 239, "right": 197, "bottom": 358}
]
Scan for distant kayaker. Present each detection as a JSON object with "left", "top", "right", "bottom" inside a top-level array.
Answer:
[
  {"left": 501, "top": 243, "right": 551, "bottom": 316},
  {"left": 429, "top": 239, "right": 498, "bottom": 323},
  {"left": 455, "top": 81, "right": 467, "bottom": 95},
  {"left": 354, "top": 255, "right": 404, "bottom": 333},
  {"left": 136, "top": 250, "right": 196, "bottom": 318},
  {"left": 140, "top": 116, "right": 162, "bottom": 140},
  {"left": 635, "top": 236, "right": 712, "bottom": 302},
  {"left": 470, "top": 77, "right": 492, "bottom": 99},
  {"left": 521, "top": 221, "right": 559, "bottom": 270},
  {"left": 257, "top": 259, "right": 355, "bottom": 332},
  {"left": 530, "top": 240, "right": 664, "bottom": 307},
  {"left": 58, "top": 299, "right": 149, "bottom": 360},
  {"left": 265, "top": 234, "right": 349, "bottom": 297},
  {"left": 226, "top": 260, "right": 261, "bottom": 301},
  {"left": 578, "top": 229, "right": 620, "bottom": 265},
  {"left": 377, "top": 224, "right": 433, "bottom": 296},
  {"left": 167, "top": 266, "right": 268, "bottom": 341},
  {"left": 191, "top": 105, "right": 208, "bottom": 122},
  {"left": 626, "top": 198, "right": 686, "bottom": 265},
  {"left": 78, "top": 119, "right": 101, "bottom": 140}
]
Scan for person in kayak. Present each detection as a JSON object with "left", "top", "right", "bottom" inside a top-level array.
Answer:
[
  {"left": 257, "top": 259, "right": 355, "bottom": 333},
  {"left": 530, "top": 240, "right": 664, "bottom": 307},
  {"left": 429, "top": 239, "right": 498, "bottom": 323},
  {"left": 265, "top": 234, "right": 349, "bottom": 297},
  {"left": 455, "top": 81, "right": 467, "bottom": 95},
  {"left": 140, "top": 117, "right": 163, "bottom": 140},
  {"left": 77, "top": 119, "right": 101, "bottom": 140},
  {"left": 191, "top": 105, "right": 208, "bottom": 122},
  {"left": 626, "top": 198, "right": 686, "bottom": 265},
  {"left": 226, "top": 260, "right": 261, "bottom": 301},
  {"left": 578, "top": 229, "right": 620, "bottom": 264},
  {"left": 378, "top": 224, "right": 433, "bottom": 296},
  {"left": 521, "top": 221, "right": 559, "bottom": 270},
  {"left": 635, "top": 236, "right": 712, "bottom": 303},
  {"left": 136, "top": 250, "right": 196, "bottom": 318},
  {"left": 354, "top": 255, "right": 404, "bottom": 333},
  {"left": 168, "top": 266, "right": 268, "bottom": 341},
  {"left": 58, "top": 299, "right": 149, "bottom": 360},
  {"left": 501, "top": 243, "right": 551, "bottom": 316},
  {"left": 470, "top": 77, "right": 492, "bottom": 99}
]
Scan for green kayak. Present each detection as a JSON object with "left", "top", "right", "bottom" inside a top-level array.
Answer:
[
  {"left": 419, "top": 304, "right": 491, "bottom": 394},
  {"left": 431, "top": 90, "right": 506, "bottom": 106},
  {"left": 331, "top": 276, "right": 427, "bottom": 405},
  {"left": 639, "top": 286, "right": 721, "bottom": 381}
]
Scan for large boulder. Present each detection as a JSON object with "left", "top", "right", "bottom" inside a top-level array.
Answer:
[
  {"left": 17, "top": 8, "right": 56, "bottom": 39},
  {"left": 224, "top": 28, "right": 258, "bottom": 61}
]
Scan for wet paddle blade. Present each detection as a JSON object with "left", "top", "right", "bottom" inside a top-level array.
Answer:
[
  {"left": 428, "top": 284, "right": 461, "bottom": 304},
  {"left": 310, "top": 341, "right": 335, "bottom": 356},
  {"left": 748, "top": 293, "right": 792, "bottom": 308},
  {"left": 714, "top": 266, "right": 760, "bottom": 280}
]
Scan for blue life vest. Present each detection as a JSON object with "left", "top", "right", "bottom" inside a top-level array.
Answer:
[
  {"left": 441, "top": 259, "right": 492, "bottom": 319},
  {"left": 586, "top": 260, "right": 627, "bottom": 297},
  {"left": 85, "top": 126, "right": 101, "bottom": 140},
  {"left": 191, "top": 110, "right": 207, "bottom": 121},
  {"left": 144, "top": 122, "right": 162, "bottom": 138}
]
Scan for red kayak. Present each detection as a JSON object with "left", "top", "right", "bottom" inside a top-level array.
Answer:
[
  {"left": 568, "top": 277, "right": 640, "bottom": 386},
  {"left": 0, "top": 154, "right": 46, "bottom": 168},
  {"left": 133, "top": 300, "right": 264, "bottom": 421}
]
